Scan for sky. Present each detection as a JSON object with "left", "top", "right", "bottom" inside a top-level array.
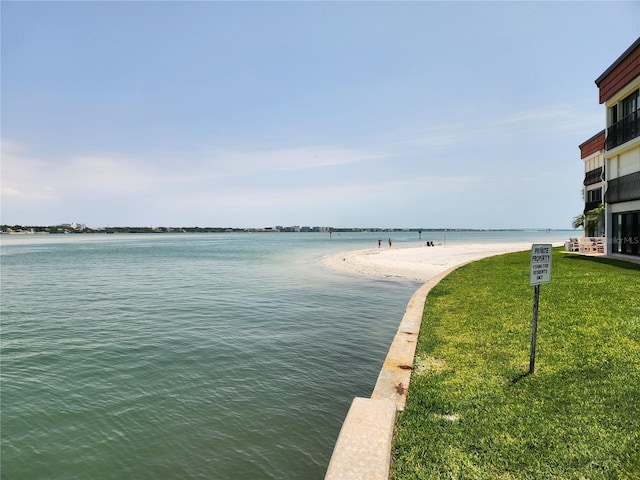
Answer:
[{"left": 2, "top": 1, "right": 639, "bottom": 229}]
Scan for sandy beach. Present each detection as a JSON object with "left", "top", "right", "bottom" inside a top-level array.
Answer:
[{"left": 324, "top": 242, "right": 564, "bottom": 283}]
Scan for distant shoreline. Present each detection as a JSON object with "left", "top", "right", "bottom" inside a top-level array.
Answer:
[{"left": 2, "top": 224, "right": 568, "bottom": 235}]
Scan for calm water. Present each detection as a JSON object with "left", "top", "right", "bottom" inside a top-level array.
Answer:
[{"left": 1, "top": 230, "right": 570, "bottom": 479}]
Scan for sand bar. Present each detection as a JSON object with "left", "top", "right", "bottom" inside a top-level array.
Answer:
[{"left": 324, "top": 242, "right": 564, "bottom": 283}]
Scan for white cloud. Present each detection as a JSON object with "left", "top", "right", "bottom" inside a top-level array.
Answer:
[
  {"left": 0, "top": 126, "right": 580, "bottom": 228},
  {"left": 65, "top": 155, "right": 154, "bottom": 192},
  {"left": 395, "top": 104, "right": 601, "bottom": 154},
  {"left": 1, "top": 142, "right": 59, "bottom": 201},
  {"left": 496, "top": 106, "right": 602, "bottom": 137},
  {"left": 394, "top": 125, "right": 465, "bottom": 149},
  {"left": 198, "top": 145, "right": 390, "bottom": 178},
  {"left": 497, "top": 107, "right": 572, "bottom": 125},
  {"left": 1, "top": 151, "right": 152, "bottom": 200}
]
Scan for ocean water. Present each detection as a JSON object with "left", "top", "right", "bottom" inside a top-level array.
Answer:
[{"left": 1, "top": 230, "right": 570, "bottom": 479}]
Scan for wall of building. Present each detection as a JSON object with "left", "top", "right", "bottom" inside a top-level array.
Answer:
[
  {"left": 584, "top": 153, "right": 604, "bottom": 173},
  {"left": 610, "top": 199, "right": 640, "bottom": 214},
  {"left": 618, "top": 148, "right": 640, "bottom": 177}
]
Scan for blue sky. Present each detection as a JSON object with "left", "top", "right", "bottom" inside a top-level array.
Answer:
[{"left": 2, "top": 1, "right": 639, "bottom": 229}]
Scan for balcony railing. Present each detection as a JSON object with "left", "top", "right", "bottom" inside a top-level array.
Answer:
[{"left": 606, "top": 112, "right": 640, "bottom": 150}]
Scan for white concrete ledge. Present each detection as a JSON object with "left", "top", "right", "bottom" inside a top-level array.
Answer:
[
  {"left": 370, "top": 281, "right": 430, "bottom": 411},
  {"left": 371, "top": 265, "right": 467, "bottom": 410},
  {"left": 325, "top": 263, "right": 471, "bottom": 479},
  {"left": 324, "top": 397, "right": 397, "bottom": 480}
]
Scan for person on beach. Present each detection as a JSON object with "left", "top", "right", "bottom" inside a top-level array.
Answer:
[
  {"left": 388, "top": 238, "right": 392, "bottom": 247},
  {"left": 378, "top": 237, "right": 382, "bottom": 248}
]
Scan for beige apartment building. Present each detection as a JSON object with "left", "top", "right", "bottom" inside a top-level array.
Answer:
[{"left": 580, "top": 37, "right": 640, "bottom": 257}]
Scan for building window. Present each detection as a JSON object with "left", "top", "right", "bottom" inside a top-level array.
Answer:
[
  {"left": 586, "top": 188, "right": 602, "bottom": 203},
  {"left": 622, "top": 89, "right": 639, "bottom": 118},
  {"left": 584, "top": 187, "right": 602, "bottom": 215},
  {"left": 612, "top": 211, "right": 640, "bottom": 256}
]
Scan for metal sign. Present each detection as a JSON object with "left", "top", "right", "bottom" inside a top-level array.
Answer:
[
  {"left": 530, "top": 244, "right": 552, "bottom": 286},
  {"left": 528, "top": 244, "right": 552, "bottom": 374}
]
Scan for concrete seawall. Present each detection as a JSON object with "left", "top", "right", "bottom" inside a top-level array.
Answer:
[{"left": 324, "top": 263, "right": 470, "bottom": 479}]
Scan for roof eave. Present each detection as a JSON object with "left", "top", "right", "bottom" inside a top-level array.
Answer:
[{"left": 595, "top": 37, "right": 640, "bottom": 87}]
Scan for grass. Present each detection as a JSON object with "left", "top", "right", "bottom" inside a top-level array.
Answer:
[{"left": 391, "top": 249, "right": 640, "bottom": 480}]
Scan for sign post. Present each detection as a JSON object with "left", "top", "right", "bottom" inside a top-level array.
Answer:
[{"left": 528, "top": 244, "right": 552, "bottom": 374}]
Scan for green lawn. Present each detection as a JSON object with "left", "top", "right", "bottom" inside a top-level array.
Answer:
[{"left": 391, "top": 249, "right": 640, "bottom": 480}]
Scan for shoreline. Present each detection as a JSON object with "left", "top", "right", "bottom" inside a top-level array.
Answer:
[
  {"left": 323, "top": 241, "right": 564, "bottom": 283},
  {"left": 324, "top": 240, "right": 564, "bottom": 478}
]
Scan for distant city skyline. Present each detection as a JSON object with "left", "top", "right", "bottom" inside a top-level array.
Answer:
[{"left": 2, "top": 2, "right": 639, "bottom": 229}]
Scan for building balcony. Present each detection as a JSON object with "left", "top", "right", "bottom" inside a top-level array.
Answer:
[
  {"left": 606, "top": 113, "right": 640, "bottom": 150},
  {"left": 584, "top": 200, "right": 602, "bottom": 214},
  {"left": 583, "top": 167, "right": 603, "bottom": 186},
  {"left": 604, "top": 171, "right": 640, "bottom": 204}
]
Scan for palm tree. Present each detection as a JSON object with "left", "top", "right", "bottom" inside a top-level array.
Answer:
[
  {"left": 572, "top": 204, "right": 604, "bottom": 236},
  {"left": 572, "top": 214, "right": 585, "bottom": 230}
]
